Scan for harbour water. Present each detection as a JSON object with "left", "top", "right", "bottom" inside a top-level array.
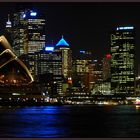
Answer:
[{"left": 0, "top": 105, "right": 140, "bottom": 138}]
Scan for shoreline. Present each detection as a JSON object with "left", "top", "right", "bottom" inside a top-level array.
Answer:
[{"left": 0, "top": 101, "right": 137, "bottom": 106}]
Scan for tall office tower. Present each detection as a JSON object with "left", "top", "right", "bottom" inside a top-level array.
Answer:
[
  {"left": 73, "top": 59, "right": 94, "bottom": 90},
  {"left": 111, "top": 26, "right": 135, "bottom": 95},
  {"left": 56, "top": 36, "right": 72, "bottom": 81},
  {"left": 72, "top": 50, "right": 95, "bottom": 90},
  {"left": 92, "top": 59, "right": 103, "bottom": 84},
  {"left": 12, "top": 9, "right": 46, "bottom": 79},
  {"left": 12, "top": 9, "right": 46, "bottom": 56},
  {"left": 36, "top": 46, "right": 63, "bottom": 95},
  {"left": 102, "top": 54, "right": 111, "bottom": 81}
]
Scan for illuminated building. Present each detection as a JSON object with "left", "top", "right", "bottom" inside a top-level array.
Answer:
[
  {"left": 91, "top": 82, "right": 111, "bottom": 95},
  {"left": 111, "top": 26, "right": 135, "bottom": 95},
  {"left": 72, "top": 50, "right": 95, "bottom": 91},
  {"left": 12, "top": 9, "right": 46, "bottom": 56},
  {"left": 5, "top": 14, "right": 13, "bottom": 45},
  {"left": 11, "top": 9, "right": 46, "bottom": 79},
  {"left": 102, "top": 54, "right": 111, "bottom": 81},
  {"left": 36, "top": 46, "right": 63, "bottom": 95},
  {"left": 0, "top": 35, "right": 33, "bottom": 87},
  {"left": 56, "top": 36, "right": 72, "bottom": 81},
  {"left": 92, "top": 59, "right": 103, "bottom": 90},
  {"left": 73, "top": 59, "right": 92, "bottom": 89},
  {"left": 6, "top": 14, "right": 12, "bottom": 31},
  {"left": 136, "top": 76, "right": 140, "bottom": 94}
]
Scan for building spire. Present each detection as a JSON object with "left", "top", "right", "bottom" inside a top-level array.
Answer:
[
  {"left": 56, "top": 35, "right": 69, "bottom": 47},
  {"left": 8, "top": 14, "right": 10, "bottom": 22},
  {"left": 6, "top": 14, "right": 12, "bottom": 28}
]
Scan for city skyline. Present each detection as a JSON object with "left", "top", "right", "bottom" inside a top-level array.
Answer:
[
  {"left": 0, "top": 3, "right": 140, "bottom": 59},
  {"left": 0, "top": 3, "right": 140, "bottom": 138}
]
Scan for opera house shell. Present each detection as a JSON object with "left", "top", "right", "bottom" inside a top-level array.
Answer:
[{"left": 0, "top": 35, "right": 34, "bottom": 85}]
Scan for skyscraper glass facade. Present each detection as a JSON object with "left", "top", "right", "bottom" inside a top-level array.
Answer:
[
  {"left": 111, "top": 26, "right": 135, "bottom": 95},
  {"left": 12, "top": 9, "right": 46, "bottom": 56},
  {"left": 36, "top": 49, "right": 63, "bottom": 94},
  {"left": 12, "top": 9, "right": 46, "bottom": 79}
]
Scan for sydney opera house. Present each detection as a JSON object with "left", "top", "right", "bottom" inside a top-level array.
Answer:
[{"left": 0, "top": 36, "right": 44, "bottom": 103}]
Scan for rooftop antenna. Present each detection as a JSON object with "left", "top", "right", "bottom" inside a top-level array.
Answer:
[
  {"left": 6, "top": 14, "right": 12, "bottom": 28},
  {"left": 8, "top": 14, "right": 10, "bottom": 22}
]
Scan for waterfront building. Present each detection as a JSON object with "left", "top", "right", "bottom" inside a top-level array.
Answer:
[
  {"left": 0, "top": 36, "right": 36, "bottom": 95},
  {"left": 111, "top": 26, "right": 135, "bottom": 95},
  {"left": 91, "top": 82, "right": 111, "bottom": 95}
]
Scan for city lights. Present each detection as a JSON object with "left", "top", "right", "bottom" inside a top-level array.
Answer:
[
  {"left": 0, "top": 6, "right": 139, "bottom": 106},
  {"left": 111, "top": 26, "right": 135, "bottom": 94},
  {"left": 30, "top": 12, "right": 37, "bottom": 16},
  {"left": 0, "top": 3, "right": 140, "bottom": 139},
  {"left": 23, "top": 14, "right": 26, "bottom": 18},
  {"left": 80, "top": 50, "right": 86, "bottom": 54},
  {"left": 45, "top": 47, "right": 54, "bottom": 52},
  {"left": 106, "top": 54, "right": 111, "bottom": 59},
  {"left": 56, "top": 36, "right": 69, "bottom": 46},
  {"left": 116, "top": 26, "right": 134, "bottom": 30}
]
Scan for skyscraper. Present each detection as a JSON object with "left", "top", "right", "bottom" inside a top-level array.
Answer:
[
  {"left": 36, "top": 46, "right": 63, "bottom": 95},
  {"left": 72, "top": 50, "right": 96, "bottom": 91},
  {"left": 11, "top": 9, "right": 46, "bottom": 79},
  {"left": 56, "top": 36, "right": 72, "bottom": 81},
  {"left": 111, "top": 26, "right": 135, "bottom": 95},
  {"left": 12, "top": 9, "right": 46, "bottom": 56}
]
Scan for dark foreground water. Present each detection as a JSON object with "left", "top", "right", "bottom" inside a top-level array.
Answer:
[{"left": 0, "top": 105, "right": 140, "bottom": 138}]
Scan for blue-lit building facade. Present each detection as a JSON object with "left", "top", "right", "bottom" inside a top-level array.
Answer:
[
  {"left": 56, "top": 36, "right": 72, "bottom": 81},
  {"left": 111, "top": 26, "right": 135, "bottom": 95}
]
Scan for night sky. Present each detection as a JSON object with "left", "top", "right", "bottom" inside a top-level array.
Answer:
[{"left": 0, "top": 2, "right": 140, "bottom": 74}]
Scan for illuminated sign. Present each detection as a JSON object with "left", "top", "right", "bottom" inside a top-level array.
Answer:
[
  {"left": 30, "top": 12, "right": 37, "bottom": 16},
  {"left": 80, "top": 50, "right": 85, "bottom": 54},
  {"left": 93, "top": 60, "right": 97, "bottom": 62},
  {"left": 45, "top": 47, "right": 54, "bottom": 52},
  {"left": 116, "top": 26, "right": 134, "bottom": 30},
  {"left": 23, "top": 14, "right": 26, "bottom": 18},
  {"left": 106, "top": 54, "right": 111, "bottom": 59}
]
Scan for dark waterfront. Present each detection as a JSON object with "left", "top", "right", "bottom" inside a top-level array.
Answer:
[{"left": 0, "top": 105, "right": 140, "bottom": 138}]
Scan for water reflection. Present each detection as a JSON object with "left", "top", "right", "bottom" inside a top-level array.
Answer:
[
  {"left": 0, "top": 106, "right": 70, "bottom": 137},
  {"left": 0, "top": 105, "right": 140, "bottom": 137}
]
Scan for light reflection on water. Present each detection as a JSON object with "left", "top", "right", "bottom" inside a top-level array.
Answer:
[
  {"left": 0, "top": 105, "right": 140, "bottom": 137},
  {"left": 0, "top": 106, "right": 71, "bottom": 137}
]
